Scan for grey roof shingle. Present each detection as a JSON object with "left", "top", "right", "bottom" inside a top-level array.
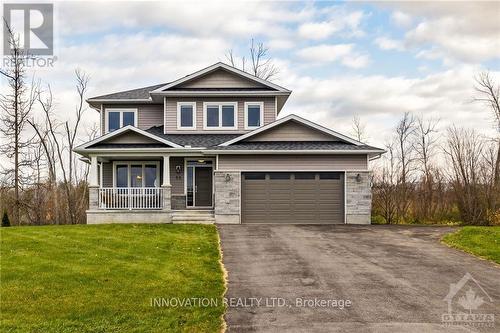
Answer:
[
  {"left": 209, "top": 142, "right": 382, "bottom": 151},
  {"left": 88, "top": 83, "right": 168, "bottom": 100},
  {"left": 146, "top": 126, "right": 241, "bottom": 147}
]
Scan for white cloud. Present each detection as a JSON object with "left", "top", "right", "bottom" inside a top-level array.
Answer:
[
  {"left": 279, "top": 66, "right": 497, "bottom": 146},
  {"left": 296, "top": 44, "right": 370, "bottom": 68},
  {"left": 297, "top": 10, "right": 365, "bottom": 40},
  {"left": 374, "top": 37, "right": 404, "bottom": 51},
  {"left": 406, "top": 18, "right": 500, "bottom": 63},
  {"left": 391, "top": 11, "right": 412, "bottom": 27},
  {"left": 382, "top": 2, "right": 500, "bottom": 64},
  {"left": 55, "top": 1, "right": 305, "bottom": 39},
  {"left": 267, "top": 39, "right": 295, "bottom": 50}
]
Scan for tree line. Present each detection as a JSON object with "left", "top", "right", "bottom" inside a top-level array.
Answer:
[
  {"left": 1, "top": 23, "right": 95, "bottom": 225},
  {"left": 370, "top": 73, "right": 499, "bottom": 225}
]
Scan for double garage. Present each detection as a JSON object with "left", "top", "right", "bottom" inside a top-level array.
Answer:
[{"left": 241, "top": 172, "right": 345, "bottom": 224}]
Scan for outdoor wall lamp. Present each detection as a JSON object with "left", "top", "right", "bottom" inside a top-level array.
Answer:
[
  {"left": 356, "top": 173, "right": 362, "bottom": 182},
  {"left": 225, "top": 174, "right": 232, "bottom": 182},
  {"left": 175, "top": 165, "right": 182, "bottom": 173}
]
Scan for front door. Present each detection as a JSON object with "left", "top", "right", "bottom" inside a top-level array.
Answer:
[
  {"left": 186, "top": 160, "right": 213, "bottom": 208},
  {"left": 195, "top": 167, "right": 212, "bottom": 207}
]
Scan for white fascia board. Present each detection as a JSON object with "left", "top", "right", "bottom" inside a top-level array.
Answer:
[
  {"left": 74, "top": 148, "right": 206, "bottom": 154},
  {"left": 150, "top": 62, "right": 291, "bottom": 93},
  {"left": 74, "top": 125, "right": 183, "bottom": 150},
  {"left": 86, "top": 98, "right": 152, "bottom": 103},
  {"left": 219, "top": 114, "right": 365, "bottom": 146},
  {"left": 202, "top": 149, "right": 385, "bottom": 155},
  {"left": 153, "top": 91, "right": 290, "bottom": 96}
]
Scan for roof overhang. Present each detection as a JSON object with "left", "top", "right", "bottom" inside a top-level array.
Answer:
[
  {"left": 150, "top": 90, "right": 290, "bottom": 96},
  {"left": 219, "top": 114, "right": 365, "bottom": 147},
  {"left": 204, "top": 149, "right": 385, "bottom": 155},
  {"left": 74, "top": 125, "right": 182, "bottom": 155},
  {"left": 86, "top": 98, "right": 153, "bottom": 110},
  {"left": 150, "top": 62, "right": 291, "bottom": 94}
]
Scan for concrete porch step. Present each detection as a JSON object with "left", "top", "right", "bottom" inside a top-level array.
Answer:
[{"left": 171, "top": 210, "right": 215, "bottom": 224}]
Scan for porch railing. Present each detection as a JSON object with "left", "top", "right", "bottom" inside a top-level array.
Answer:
[{"left": 99, "top": 188, "right": 164, "bottom": 210}]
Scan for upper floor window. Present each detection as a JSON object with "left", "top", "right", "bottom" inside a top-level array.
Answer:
[
  {"left": 203, "top": 102, "right": 237, "bottom": 130},
  {"left": 177, "top": 102, "right": 197, "bottom": 130},
  {"left": 105, "top": 108, "right": 137, "bottom": 133},
  {"left": 244, "top": 102, "right": 264, "bottom": 130}
]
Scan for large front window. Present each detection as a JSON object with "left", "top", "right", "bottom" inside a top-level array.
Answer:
[
  {"left": 203, "top": 102, "right": 237, "bottom": 129},
  {"left": 105, "top": 109, "right": 137, "bottom": 133},
  {"left": 114, "top": 162, "right": 159, "bottom": 188}
]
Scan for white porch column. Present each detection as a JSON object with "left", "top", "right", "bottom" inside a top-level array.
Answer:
[
  {"left": 89, "top": 155, "right": 99, "bottom": 187},
  {"left": 162, "top": 155, "right": 171, "bottom": 187}
]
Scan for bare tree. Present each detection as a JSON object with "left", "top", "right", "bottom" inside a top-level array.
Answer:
[
  {"left": 394, "top": 112, "right": 417, "bottom": 220},
  {"left": 0, "top": 20, "right": 39, "bottom": 225},
  {"left": 225, "top": 39, "right": 279, "bottom": 80},
  {"left": 474, "top": 71, "right": 500, "bottom": 209},
  {"left": 443, "top": 127, "right": 487, "bottom": 225},
  {"left": 29, "top": 70, "right": 90, "bottom": 224},
  {"left": 414, "top": 116, "right": 439, "bottom": 219},
  {"left": 351, "top": 115, "right": 368, "bottom": 142},
  {"left": 373, "top": 141, "right": 398, "bottom": 224}
]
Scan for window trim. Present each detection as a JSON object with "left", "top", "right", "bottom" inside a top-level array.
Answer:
[
  {"left": 244, "top": 101, "right": 264, "bottom": 130},
  {"left": 112, "top": 161, "right": 161, "bottom": 188},
  {"left": 176, "top": 102, "right": 197, "bottom": 130},
  {"left": 202, "top": 102, "right": 238, "bottom": 130},
  {"left": 104, "top": 108, "right": 138, "bottom": 133}
]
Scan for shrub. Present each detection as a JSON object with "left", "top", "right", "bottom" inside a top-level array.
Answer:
[
  {"left": 371, "top": 215, "right": 386, "bottom": 225},
  {"left": 2, "top": 210, "right": 10, "bottom": 227}
]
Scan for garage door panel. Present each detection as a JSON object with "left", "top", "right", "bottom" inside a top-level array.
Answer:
[{"left": 242, "top": 172, "right": 344, "bottom": 224}]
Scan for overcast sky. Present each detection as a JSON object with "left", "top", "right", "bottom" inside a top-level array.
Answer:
[{"left": 2, "top": 1, "right": 500, "bottom": 147}]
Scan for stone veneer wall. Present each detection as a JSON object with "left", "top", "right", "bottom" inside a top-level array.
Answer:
[
  {"left": 214, "top": 171, "right": 241, "bottom": 224},
  {"left": 345, "top": 171, "right": 371, "bottom": 224},
  {"left": 89, "top": 186, "right": 98, "bottom": 210},
  {"left": 171, "top": 195, "right": 187, "bottom": 210}
]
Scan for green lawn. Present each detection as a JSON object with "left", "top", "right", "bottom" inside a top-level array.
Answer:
[
  {"left": 442, "top": 226, "right": 500, "bottom": 264},
  {"left": 0, "top": 224, "right": 226, "bottom": 333}
]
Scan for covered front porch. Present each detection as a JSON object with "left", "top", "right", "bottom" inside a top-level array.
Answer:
[{"left": 87, "top": 153, "right": 216, "bottom": 222}]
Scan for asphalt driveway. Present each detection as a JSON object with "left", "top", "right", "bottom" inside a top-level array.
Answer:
[{"left": 218, "top": 225, "right": 500, "bottom": 332}]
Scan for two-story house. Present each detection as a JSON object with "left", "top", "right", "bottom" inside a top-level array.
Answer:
[{"left": 75, "top": 63, "right": 384, "bottom": 224}]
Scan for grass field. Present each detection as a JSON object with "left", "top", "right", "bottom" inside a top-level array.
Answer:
[
  {"left": 0, "top": 224, "right": 226, "bottom": 333},
  {"left": 442, "top": 226, "right": 500, "bottom": 264}
]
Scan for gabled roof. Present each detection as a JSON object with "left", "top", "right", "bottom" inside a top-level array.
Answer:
[
  {"left": 150, "top": 62, "right": 291, "bottom": 94},
  {"left": 74, "top": 125, "right": 182, "bottom": 152},
  {"left": 219, "top": 114, "right": 365, "bottom": 147}
]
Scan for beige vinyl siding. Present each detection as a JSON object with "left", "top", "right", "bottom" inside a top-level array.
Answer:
[
  {"left": 138, "top": 104, "right": 163, "bottom": 130},
  {"left": 170, "top": 157, "right": 185, "bottom": 195},
  {"left": 176, "top": 69, "right": 266, "bottom": 89},
  {"left": 102, "top": 162, "right": 113, "bottom": 187},
  {"left": 101, "top": 104, "right": 163, "bottom": 135},
  {"left": 165, "top": 97, "right": 275, "bottom": 133},
  {"left": 246, "top": 121, "right": 337, "bottom": 142},
  {"left": 217, "top": 154, "right": 368, "bottom": 171},
  {"left": 100, "top": 131, "right": 159, "bottom": 144}
]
